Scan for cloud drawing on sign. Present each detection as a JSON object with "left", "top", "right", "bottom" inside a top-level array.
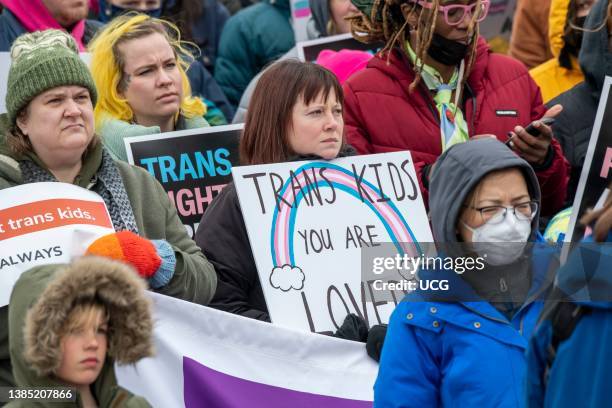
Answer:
[{"left": 269, "top": 265, "right": 305, "bottom": 292}]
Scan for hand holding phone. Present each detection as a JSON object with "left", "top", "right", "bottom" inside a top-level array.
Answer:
[
  {"left": 505, "top": 104, "right": 562, "bottom": 164},
  {"left": 524, "top": 117, "right": 556, "bottom": 137},
  {"left": 506, "top": 117, "right": 556, "bottom": 146}
]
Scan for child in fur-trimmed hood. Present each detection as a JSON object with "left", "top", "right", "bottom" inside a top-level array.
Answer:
[{"left": 6, "top": 257, "right": 154, "bottom": 407}]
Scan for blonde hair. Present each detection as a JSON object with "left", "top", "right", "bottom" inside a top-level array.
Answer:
[
  {"left": 88, "top": 13, "right": 205, "bottom": 129},
  {"left": 349, "top": 0, "right": 481, "bottom": 93},
  {"left": 60, "top": 301, "right": 109, "bottom": 338}
]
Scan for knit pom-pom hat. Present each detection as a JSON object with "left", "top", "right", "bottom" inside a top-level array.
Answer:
[{"left": 6, "top": 29, "right": 98, "bottom": 125}]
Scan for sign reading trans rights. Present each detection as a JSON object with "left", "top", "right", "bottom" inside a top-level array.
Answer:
[
  {"left": 233, "top": 152, "right": 434, "bottom": 334},
  {"left": 125, "top": 124, "right": 241, "bottom": 238}
]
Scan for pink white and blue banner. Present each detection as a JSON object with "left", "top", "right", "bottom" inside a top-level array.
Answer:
[{"left": 116, "top": 293, "right": 378, "bottom": 407}]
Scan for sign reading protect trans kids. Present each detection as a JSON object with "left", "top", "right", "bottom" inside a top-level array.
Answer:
[
  {"left": 0, "top": 182, "right": 115, "bottom": 306},
  {"left": 232, "top": 152, "right": 434, "bottom": 334},
  {"left": 125, "top": 124, "right": 241, "bottom": 238}
]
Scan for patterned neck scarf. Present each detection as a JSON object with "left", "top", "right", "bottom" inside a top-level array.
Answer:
[
  {"left": 20, "top": 149, "right": 139, "bottom": 234},
  {"left": 406, "top": 41, "right": 469, "bottom": 151}
]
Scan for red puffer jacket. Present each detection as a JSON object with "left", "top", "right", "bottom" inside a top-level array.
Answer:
[{"left": 343, "top": 37, "right": 569, "bottom": 216}]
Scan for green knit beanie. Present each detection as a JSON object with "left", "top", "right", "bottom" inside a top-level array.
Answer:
[{"left": 6, "top": 30, "right": 98, "bottom": 125}]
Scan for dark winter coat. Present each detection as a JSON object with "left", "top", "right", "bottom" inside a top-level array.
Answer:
[
  {"left": 214, "top": 0, "right": 295, "bottom": 107},
  {"left": 548, "top": 0, "right": 612, "bottom": 208},
  {"left": 526, "top": 233, "right": 612, "bottom": 408},
  {"left": 343, "top": 37, "right": 570, "bottom": 216},
  {"left": 195, "top": 148, "right": 356, "bottom": 321},
  {"left": 0, "top": 8, "right": 102, "bottom": 51}
]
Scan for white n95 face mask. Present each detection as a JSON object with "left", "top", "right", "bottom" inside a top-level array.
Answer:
[{"left": 462, "top": 212, "right": 532, "bottom": 266}]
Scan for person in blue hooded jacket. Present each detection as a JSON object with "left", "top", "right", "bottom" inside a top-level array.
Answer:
[
  {"left": 374, "top": 138, "right": 559, "bottom": 408},
  {"left": 526, "top": 184, "right": 612, "bottom": 408}
]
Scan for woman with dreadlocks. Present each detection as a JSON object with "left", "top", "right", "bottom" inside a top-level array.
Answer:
[{"left": 343, "top": 0, "right": 570, "bottom": 217}]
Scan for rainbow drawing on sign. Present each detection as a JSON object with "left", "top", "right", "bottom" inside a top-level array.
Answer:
[{"left": 269, "top": 162, "right": 422, "bottom": 270}]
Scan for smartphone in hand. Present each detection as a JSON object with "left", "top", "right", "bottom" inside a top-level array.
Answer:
[
  {"left": 506, "top": 117, "right": 556, "bottom": 146},
  {"left": 524, "top": 117, "right": 556, "bottom": 137}
]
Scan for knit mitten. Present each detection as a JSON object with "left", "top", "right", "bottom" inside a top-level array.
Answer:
[{"left": 86, "top": 231, "right": 176, "bottom": 289}]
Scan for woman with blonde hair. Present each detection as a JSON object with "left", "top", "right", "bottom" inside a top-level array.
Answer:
[{"left": 89, "top": 13, "right": 212, "bottom": 161}]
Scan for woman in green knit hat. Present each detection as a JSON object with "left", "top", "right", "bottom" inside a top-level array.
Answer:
[{"left": 0, "top": 29, "right": 217, "bottom": 387}]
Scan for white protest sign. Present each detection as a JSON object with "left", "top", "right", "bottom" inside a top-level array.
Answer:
[
  {"left": 232, "top": 152, "right": 434, "bottom": 334},
  {"left": 0, "top": 52, "right": 91, "bottom": 114},
  {"left": 0, "top": 182, "right": 114, "bottom": 306}
]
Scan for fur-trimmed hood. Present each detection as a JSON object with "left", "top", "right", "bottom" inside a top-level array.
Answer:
[{"left": 8, "top": 257, "right": 153, "bottom": 407}]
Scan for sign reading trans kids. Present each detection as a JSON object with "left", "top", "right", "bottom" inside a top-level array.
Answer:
[
  {"left": 0, "top": 182, "right": 114, "bottom": 307},
  {"left": 232, "top": 152, "right": 434, "bottom": 334},
  {"left": 125, "top": 124, "right": 241, "bottom": 238}
]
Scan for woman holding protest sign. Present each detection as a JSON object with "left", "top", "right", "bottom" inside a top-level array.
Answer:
[
  {"left": 343, "top": 0, "right": 570, "bottom": 216},
  {"left": 0, "top": 29, "right": 217, "bottom": 386},
  {"left": 88, "top": 13, "right": 224, "bottom": 162},
  {"left": 374, "top": 138, "right": 559, "bottom": 406},
  {"left": 196, "top": 60, "right": 362, "bottom": 330}
]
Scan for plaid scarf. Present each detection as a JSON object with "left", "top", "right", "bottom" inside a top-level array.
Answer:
[{"left": 20, "top": 149, "right": 139, "bottom": 234}]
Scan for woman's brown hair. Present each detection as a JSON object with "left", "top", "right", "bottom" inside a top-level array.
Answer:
[{"left": 240, "top": 60, "right": 344, "bottom": 165}]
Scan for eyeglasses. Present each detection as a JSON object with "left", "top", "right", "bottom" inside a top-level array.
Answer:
[
  {"left": 466, "top": 201, "right": 539, "bottom": 225},
  {"left": 409, "top": 0, "right": 491, "bottom": 26}
]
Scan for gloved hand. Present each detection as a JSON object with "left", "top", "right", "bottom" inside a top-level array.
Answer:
[
  {"left": 333, "top": 314, "right": 368, "bottom": 342},
  {"left": 366, "top": 324, "right": 388, "bottom": 362},
  {"left": 86, "top": 231, "right": 176, "bottom": 289}
]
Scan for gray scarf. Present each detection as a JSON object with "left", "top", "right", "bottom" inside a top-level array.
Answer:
[{"left": 20, "top": 149, "right": 139, "bottom": 234}]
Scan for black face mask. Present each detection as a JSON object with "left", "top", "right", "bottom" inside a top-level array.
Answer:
[{"left": 427, "top": 33, "right": 470, "bottom": 66}]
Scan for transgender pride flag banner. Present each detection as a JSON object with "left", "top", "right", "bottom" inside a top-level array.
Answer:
[{"left": 116, "top": 293, "right": 378, "bottom": 407}]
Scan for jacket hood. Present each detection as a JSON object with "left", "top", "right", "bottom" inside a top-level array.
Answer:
[
  {"left": 579, "top": 0, "right": 612, "bottom": 95},
  {"left": 429, "top": 138, "right": 541, "bottom": 244},
  {"left": 308, "top": 0, "right": 330, "bottom": 37},
  {"left": 8, "top": 257, "right": 153, "bottom": 401},
  {"left": 549, "top": 0, "right": 571, "bottom": 58}
]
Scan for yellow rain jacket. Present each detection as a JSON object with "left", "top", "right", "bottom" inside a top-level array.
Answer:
[{"left": 530, "top": 0, "right": 585, "bottom": 103}]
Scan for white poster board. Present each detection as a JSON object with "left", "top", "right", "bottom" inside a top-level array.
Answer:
[
  {"left": 232, "top": 152, "right": 434, "bottom": 334},
  {"left": 0, "top": 182, "right": 114, "bottom": 306}
]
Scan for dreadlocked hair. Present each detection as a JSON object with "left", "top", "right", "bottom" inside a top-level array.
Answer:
[{"left": 349, "top": 0, "right": 482, "bottom": 94}]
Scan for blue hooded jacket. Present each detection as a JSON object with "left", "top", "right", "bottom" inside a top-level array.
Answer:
[
  {"left": 374, "top": 139, "right": 559, "bottom": 407},
  {"left": 526, "top": 231, "right": 612, "bottom": 408}
]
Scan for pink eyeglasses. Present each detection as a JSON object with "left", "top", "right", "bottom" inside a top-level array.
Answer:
[{"left": 409, "top": 0, "right": 491, "bottom": 26}]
